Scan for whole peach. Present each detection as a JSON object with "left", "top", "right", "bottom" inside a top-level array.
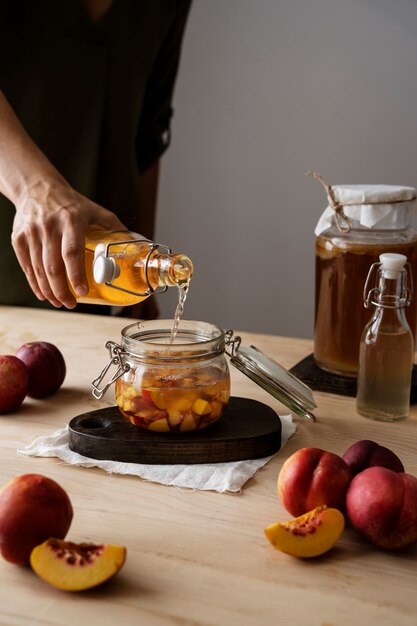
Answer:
[
  {"left": 343, "top": 440, "right": 404, "bottom": 476},
  {"left": 16, "top": 341, "right": 66, "bottom": 398},
  {"left": 346, "top": 467, "right": 417, "bottom": 551},
  {"left": 0, "top": 474, "right": 73, "bottom": 564},
  {"left": 0, "top": 355, "right": 29, "bottom": 413},
  {"left": 278, "top": 447, "right": 352, "bottom": 517}
]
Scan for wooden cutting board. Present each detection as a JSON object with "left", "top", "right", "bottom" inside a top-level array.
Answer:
[{"left": 68, "top": 396, "right": 281, "bottom": 465}]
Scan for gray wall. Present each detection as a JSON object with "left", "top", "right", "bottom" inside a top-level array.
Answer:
[{"left": 155, "top": 0, "right": 417, "bottom": 338}]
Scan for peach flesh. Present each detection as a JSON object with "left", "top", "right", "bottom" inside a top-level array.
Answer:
[
  {"left": 30, "top": 539, "right": 127, "bottom": 591},
  {"left": 265, "top": 505, "right": 345, "bottom": 558}
]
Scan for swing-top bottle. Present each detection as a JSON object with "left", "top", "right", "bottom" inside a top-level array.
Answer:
[
  {"left": 73, "top": 230, "right": 193, "bottom": 306},
  {"left": 356, "top": 253, "right": 414, "bottom": 421}
]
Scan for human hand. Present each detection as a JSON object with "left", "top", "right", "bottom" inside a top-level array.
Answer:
[{"left": 11, "top": 179, "right": 126, "bottom": 308}]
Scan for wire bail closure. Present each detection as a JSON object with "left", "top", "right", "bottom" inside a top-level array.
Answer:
[
  {"left": 363, "top": 261, "right": 413, "bottom": 309},
  {"left": 91, "top": 341, "right": 130, "bottom": 399},
  {"left": 97, "top": 239, "right": 172, "bottom": 297}
]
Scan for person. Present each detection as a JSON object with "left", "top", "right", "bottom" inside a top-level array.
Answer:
[{"left": 0, "top": 0, "right": 192, "bottom": 318}]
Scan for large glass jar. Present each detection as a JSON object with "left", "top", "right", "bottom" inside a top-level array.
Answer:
[
  {"left": 94, "top": 320, "right": 230, "bottom": 432},
  {"left": 314, "top": 182, "right": 417, "bottom": 377}
]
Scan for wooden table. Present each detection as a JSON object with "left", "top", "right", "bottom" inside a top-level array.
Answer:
[{"left": 0, "top": 305, "right": 416, "bottom": 626}]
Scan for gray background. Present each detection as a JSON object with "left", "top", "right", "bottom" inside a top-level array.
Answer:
[{"left": 155, "top": 0, "right": 417, "bottom": 338}]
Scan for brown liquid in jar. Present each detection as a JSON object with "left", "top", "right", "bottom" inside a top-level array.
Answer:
[{"left": 314, "top": 234, "right": 417, "bottom": 377}]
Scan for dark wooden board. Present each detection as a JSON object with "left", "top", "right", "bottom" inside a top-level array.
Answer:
[
  {"left": 68, "top": 396, "right": 282, "bottom": 465},
  {"left": 290, "top": 353, "right": 417, "bottom": 403}
]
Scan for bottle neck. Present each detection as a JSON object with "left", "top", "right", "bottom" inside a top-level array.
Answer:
[
  {"left": 153, "top": 253, "right": 193, "bottom": 288},
  {"left": 370, "top": 271, "right": 411, "bottom": 330},
  {"left": 376, "top": 271, "right": 408, "bottom": 308}
]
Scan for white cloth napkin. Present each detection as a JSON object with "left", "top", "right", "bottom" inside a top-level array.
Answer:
[
  {"left": 314, "top": 184, "right": 417, "bottom": 235},
  {"left": 18, "top": 415, "right": 296, "bottom": 493}
]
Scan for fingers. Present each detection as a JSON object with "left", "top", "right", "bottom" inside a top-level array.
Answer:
[
  {"left": 12, "top": 227, "right": 74, "bottom": 308},
  {"left": 12, "top": 187, "right": 126, "bottom": 308},
  {"left": 61, "top": 224, "right": 88, "bottom": 300},
  {"left": 11, "top": 234, "right": 46, "bottom": 303}
]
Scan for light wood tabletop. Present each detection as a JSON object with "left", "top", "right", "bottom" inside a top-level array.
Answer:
[{"left": 0, "top": 305, "right": 416, "bottom": 626}]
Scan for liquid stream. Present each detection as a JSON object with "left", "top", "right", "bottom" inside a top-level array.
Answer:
[{"left": 169, "top": 284, "right": 189, "bottom": 344}]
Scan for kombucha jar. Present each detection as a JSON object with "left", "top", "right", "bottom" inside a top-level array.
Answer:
[
  {"left": 92, "top": 320, "right": 230, "bottom": 433},
  {"left": 311, "top": 174, "right": 417, "bottom": 377}
]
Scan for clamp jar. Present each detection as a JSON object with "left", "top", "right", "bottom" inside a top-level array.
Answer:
[{"left": 92, "top": 320, "right": 230, "bottom": 433}]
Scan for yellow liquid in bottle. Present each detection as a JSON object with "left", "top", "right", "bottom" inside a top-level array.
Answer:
[{"left": 74, "top": 230, "right": 193, "bottom": 306}]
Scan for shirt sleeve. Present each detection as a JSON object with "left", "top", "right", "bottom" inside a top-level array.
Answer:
[{"left": 136, "top": 0, "right": 192, "bottom": 172}]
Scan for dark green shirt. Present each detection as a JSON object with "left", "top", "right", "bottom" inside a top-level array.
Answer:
[{"left": 0, "top": 0, "right": 191, "bottom": 309}]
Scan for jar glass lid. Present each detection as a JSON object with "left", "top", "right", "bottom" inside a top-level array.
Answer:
[{"left": 226, "top": 338, "right": 316, "bottom": 421}]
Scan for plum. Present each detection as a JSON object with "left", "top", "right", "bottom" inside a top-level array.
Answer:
[
  {"left": 342, "top": 440, "right": 404, "bottom": 476},
  {"left": 16, "top": 341, "right": 66, "bottom": 398}
]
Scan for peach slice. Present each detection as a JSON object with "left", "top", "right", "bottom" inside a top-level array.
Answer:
[
  {"left": 264, "top": 505, "right": 345, "bottom": 558},
  {"left": 30, "top": 538, "right": 126, "bottom": 592}
]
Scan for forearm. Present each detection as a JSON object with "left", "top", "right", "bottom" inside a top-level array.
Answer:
[
  {"left": 0, "top": 90, "right": 124, "bottom": 308},
  {"left": 0, "top": 90, "right": 65, "bottom": 206}
]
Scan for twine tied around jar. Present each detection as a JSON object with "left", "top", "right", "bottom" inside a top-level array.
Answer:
[{"left": 306, "top": 171, "right": 351, "bottom": 233}]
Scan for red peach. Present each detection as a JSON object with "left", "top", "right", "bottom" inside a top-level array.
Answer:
[
  {"left": 0, "top": 474, "right": 73, "bottom": 564},
  {"left": 342, "top": 440, "right": 404, "bottom": 476},
  {"left": 0, "top": 355, "right": 29, "bottom": 413},
  {"left": 278, "top": 447, "right": 352, "bottom": 517},
  {"left": 346, "top": 467, "right": 417, "bottom": 551},
  {"left": 16, "top": 341, "right": 66, "bottom": 398}
]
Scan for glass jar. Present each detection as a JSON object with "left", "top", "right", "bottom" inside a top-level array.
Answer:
[
  {"left": 313, "top": 179, "right": 417, "bottom": 377},
  {"left": 92, "top": 320, "right": 230, "bottom": 432}
]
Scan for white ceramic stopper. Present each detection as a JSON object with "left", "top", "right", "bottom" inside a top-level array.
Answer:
[
  {"left": 379, "top": 253, "right": 407, "bottom": 279},
  {"left": 93, "top": 255, "right": 120, "bottom": 284}
]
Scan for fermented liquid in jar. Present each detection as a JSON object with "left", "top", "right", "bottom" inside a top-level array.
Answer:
[
  {"left": 312, "top": 178, "right": 417, "bottom": 377},
  {"left": 356, "top": 253, "right": 414, "bottom": 421},
  {"left": 72, "top": 229, "right": 193, "bottom": 306}
]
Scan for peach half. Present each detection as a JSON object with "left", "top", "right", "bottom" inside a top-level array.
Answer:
[
  {"left": 30, "top": 538, "right": 126, "bottom": 591},
  {"left": 265, "top": 505, "right": 345, "bottom": 558}
]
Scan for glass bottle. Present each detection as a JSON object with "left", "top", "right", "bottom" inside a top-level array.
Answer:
[
  {"left": 72, "top": 230, "right": 193, "bottom": 306},
  {"left": 312, "top": 176, "right": 417, "bottom": 377},
  {"left": 356, "top": 253, "right": 414, "bottom": 421}
]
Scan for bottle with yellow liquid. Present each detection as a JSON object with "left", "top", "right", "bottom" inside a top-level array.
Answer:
[{"left": 75, "top": 230, "right": 193, "bottom": 306}]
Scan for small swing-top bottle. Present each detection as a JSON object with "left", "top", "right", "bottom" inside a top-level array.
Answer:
[
  {"left": 73, "top": 230, "right": 193, "bottom": 306},
  {"left": 356, "top": 253, "right": 414, "bottom": 421}
]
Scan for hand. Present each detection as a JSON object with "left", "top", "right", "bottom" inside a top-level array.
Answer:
[{"left": 11, "top": 179, "right": 126, "bottom": 308}]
